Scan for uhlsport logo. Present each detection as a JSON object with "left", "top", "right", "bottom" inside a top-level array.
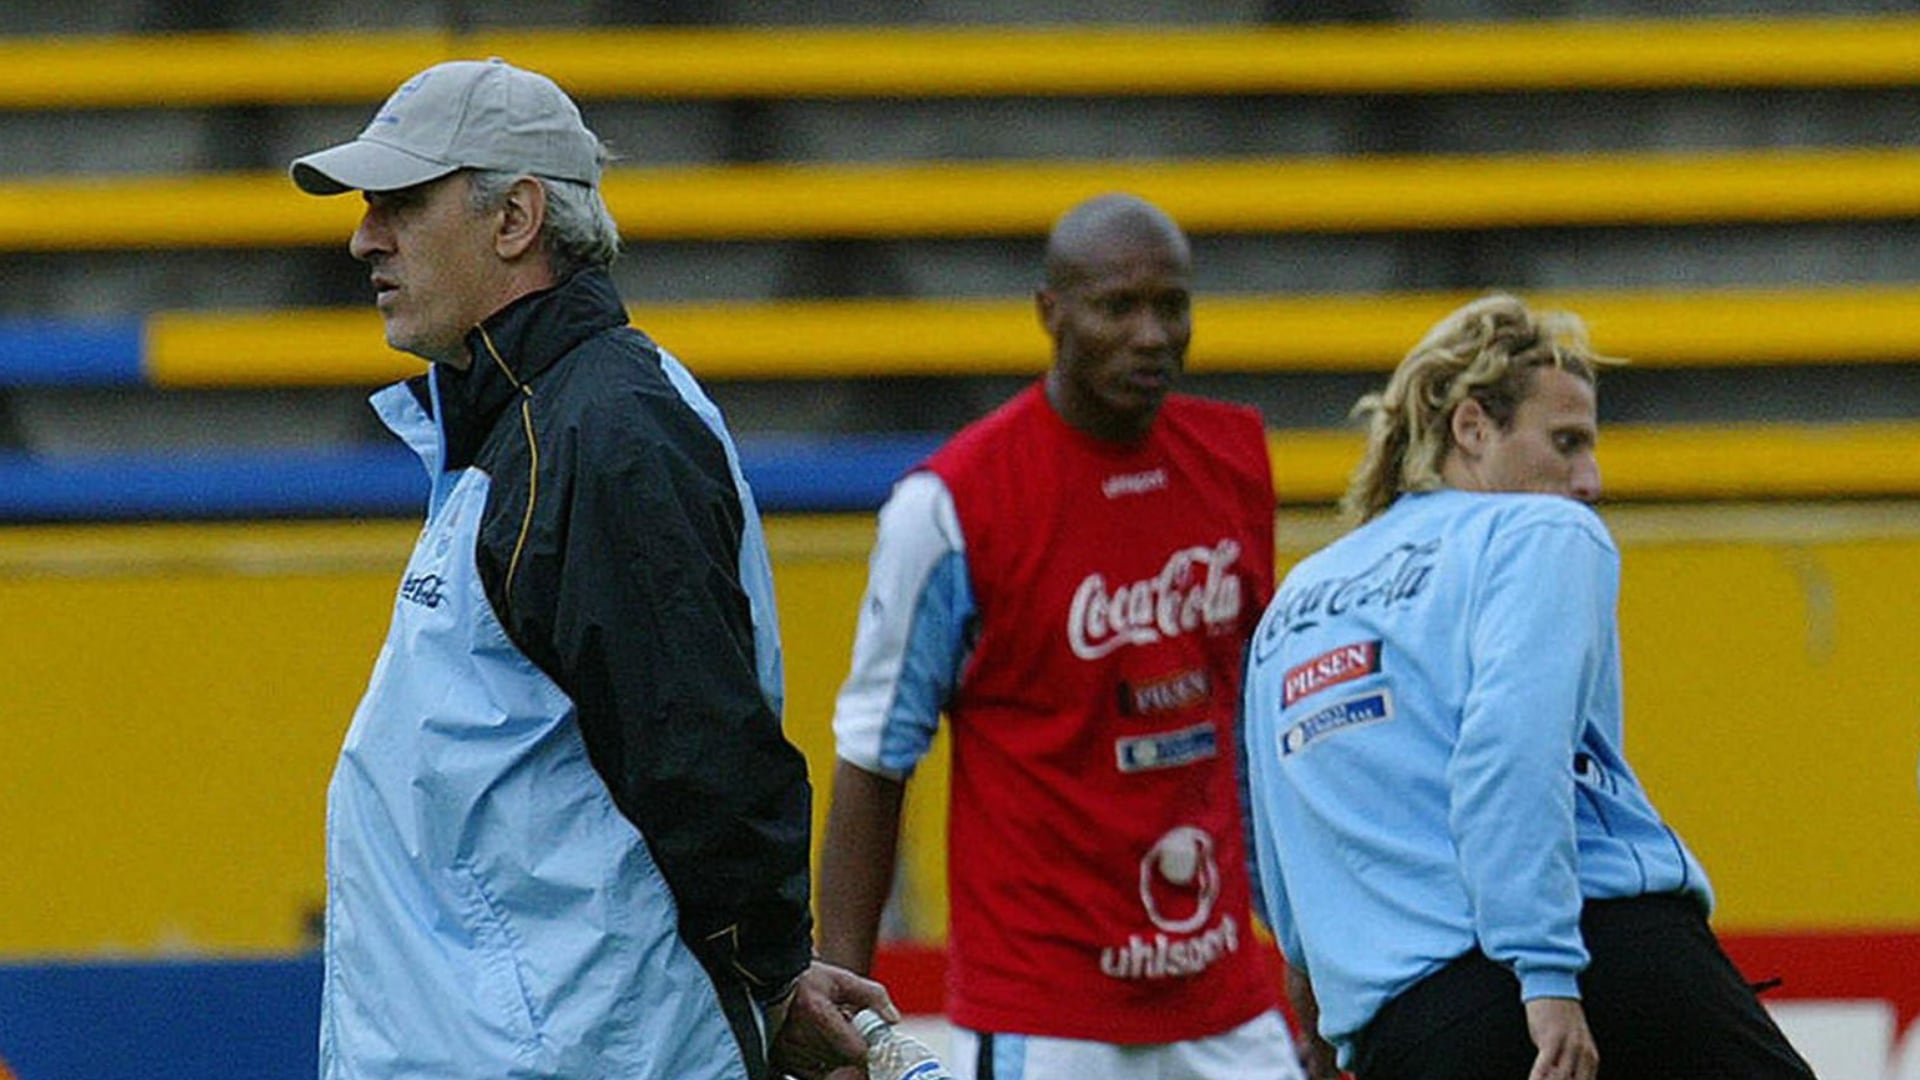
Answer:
[
  {"left": 1100, "top": 826, "right": 1242, "bottom": 981},
  {"left": 1139, "top": 826, "right": 1218, "bottom": 933},
  {"left": 1068, "top": 541, "right": 1243, "bottom": 661},
  {"left": 1101, "top": 467, "right": 1167, "bottom": 499}
]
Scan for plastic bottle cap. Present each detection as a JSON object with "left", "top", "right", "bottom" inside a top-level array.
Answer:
[{"left": 852, "top": 1008, "right": 890, "bottom": 1042}]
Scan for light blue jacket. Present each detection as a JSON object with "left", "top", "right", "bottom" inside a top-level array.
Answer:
[
  {"left": 1243, "top": 490, "right": 1710, "bottom": 1063},
  {"left": 319, "top": 358, "right": 783, "bottom": 1080}
]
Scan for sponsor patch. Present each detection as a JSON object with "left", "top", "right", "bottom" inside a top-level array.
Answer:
[
  {"left": 1282, "top": 640, "right": 1381, "bottom": 706},
  {"left": 1067, "top": 540, "right": 1243, "bottom": 660},
  {"left": 1099, "top": 915, "right": 1242, "bottom": 981},
  {"left": 1102, "top": 467, "right": 1168, "bottom": 499},
  {"left": 1118, "top": 668, "right": 1211, "bottom": 716},
  {"left": 399, "top": 572, "right": 446, "bottom": 609},
  {"left": 1280, "top": 690, "right": 1392, "bottom": 756},
  {"left": 1116, "top": 722, "right": 1219, "bottom": 773}
]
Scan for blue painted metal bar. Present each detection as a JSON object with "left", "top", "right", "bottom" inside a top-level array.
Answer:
[
  {"left": 0, "top": 318, "right": 143, "bottom": 387},
  {"left": 736, "top": 432, "right": 935, "bottom": 512},
  {"left": 0, "top": 435, "right": 940, "bottom": 521},
  {"left": 0, "top": 446, "right": 429, "bottom": 520},
  {"left": 0, "top": 957, "right": 322, "bottom": 1080}
]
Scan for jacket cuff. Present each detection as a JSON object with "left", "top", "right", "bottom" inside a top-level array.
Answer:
[
  {"left": 703, "top": 922, "right": 812, "bottom": 1005},
  {"left": 754, "top": 968, "right": 805, "bottom": 1008},
  {"left": 1516, "top": 966, "right": 1583, "bottom": 1002}
]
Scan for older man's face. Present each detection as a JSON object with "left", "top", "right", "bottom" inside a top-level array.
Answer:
[{"left": 348, "top": 172, "right": 504, "bottom": 366}]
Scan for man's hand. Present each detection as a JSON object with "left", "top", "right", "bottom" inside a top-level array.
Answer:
[
  {"left": 1285, "top": 963, "right": 1344, "bottom": 1080},
  {"left": 1524, "top": 997, "right": 1599, "bottom": 1080},
  {"left": 767, "top": 959, "right": 898, "bottom": 1079}
]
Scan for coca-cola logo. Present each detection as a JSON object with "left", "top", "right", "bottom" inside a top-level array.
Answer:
[
  {"left": 1254, "top": 539, "right": 1439, "bottom": 663},
  {"left": 1067, "top": 541, "right": 1243, "bottom": 660}
]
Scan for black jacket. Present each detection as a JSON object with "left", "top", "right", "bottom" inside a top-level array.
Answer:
[{"left": 404, "top": 267, "right": 812, "bottom": 1062}]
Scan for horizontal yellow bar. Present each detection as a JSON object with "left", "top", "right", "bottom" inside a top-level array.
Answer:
[
  {"left": 11, "top": 502, "right": 1920, "bottom": 581},
  {"left": 0, "top": 516, "right": 884, "bottom": 576},
  {"left": 1271, "top": 421, "right": 1920, "bottom": 504},
  {"left": 146, "top": 284, "right": 1920, "bottom": 387},
  {"left": 3, "top": 18, "right": 1920, "bottom": 108},
  {"left": 1593, "top": 421, "right": 1920, "bottom": 501},
  {"left": 16, "top": 148, "right": 1920, "bottom": 250}
]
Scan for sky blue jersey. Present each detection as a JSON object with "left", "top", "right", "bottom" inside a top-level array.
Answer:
[{"left": 1242, "top": 490, "right": 1711, "bottom": 1063}]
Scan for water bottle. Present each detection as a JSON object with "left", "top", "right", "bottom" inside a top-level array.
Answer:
[{"left": 852, "top": 1008, "right": 955, "bottom": 1080}]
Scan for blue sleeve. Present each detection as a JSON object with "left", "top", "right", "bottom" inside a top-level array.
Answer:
[
  {"left": 1240, "top": 633, "right": 1307, "bottom": 969},
  {"left": 1448, "top": 513, "right": 1613, "bottom": 1001},
  {"left": 832, "top": 472, "right": 976, "bottom": 779}
]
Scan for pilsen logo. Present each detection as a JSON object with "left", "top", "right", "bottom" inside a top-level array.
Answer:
[
  {"left": 1067, "top": 541, "right": 1243, "bottom": 661},
  {"left": 1283, "top": 640, "right": 1381, "bottom": 707},
  {"left": 1119, "top": 668, "right": 1212, "bottom": 717}
]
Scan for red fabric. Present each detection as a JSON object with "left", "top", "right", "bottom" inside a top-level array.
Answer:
[
  {"left": 878, "top": 928, "right": 1920, "bottom": 1030},
  {"left": 921, "top": 384, "right": 1279, "bottom": 1042},
  {"left": 1720, "top": 929, "right": 1920, "bottom": 1027}
]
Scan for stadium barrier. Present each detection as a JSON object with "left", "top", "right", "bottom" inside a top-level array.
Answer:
[
  {"left": 2, "top": 16, "right": 1919, "bottom": 108},
  {"left": 2, "top": 506, "right": 1915, "bottom": 958},
  {"left": 1, "top": 505, "right": 1916, "bottom": 1075},
  {"left": 1, "top": 20, "right": 1914, "bottom": 1076},
  {"left": 0, "top": 935, "right": 1916, "bottom": 1080},
  {"left": 5, "top": 284, "right": 1920, "bottom": 387},
  {"left": 4, "top": 148, "right": 1920, "bottom": 249},
  {"left": 4, "top": 420, "right": 1920, "bottom": 522}
]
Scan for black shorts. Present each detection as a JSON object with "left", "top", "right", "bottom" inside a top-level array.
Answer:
[{"left": 1350, "top": 894, "right": 1818, "bottom": 1080}]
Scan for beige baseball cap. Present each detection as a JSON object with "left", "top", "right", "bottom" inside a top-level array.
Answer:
[{"left": 291, "top": 58, "right": 602, "bottom": 195}]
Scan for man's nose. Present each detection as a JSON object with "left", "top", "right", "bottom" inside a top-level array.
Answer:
[
  {"left": 348, "top": 208, "right": 388, "bottom": 262},
  {"left": 1130, "top": 311, "right": 1173, "bottom": 351},
  {"left": 1570, "top": 454, "right": 1603, "bottom": 503}
]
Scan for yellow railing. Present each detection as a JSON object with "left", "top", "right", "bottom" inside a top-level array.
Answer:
[
  {"left": 1270, "top": 422, "right": 1920, "bottom": 504},
  {"left": 3, "top": 17, "right": 1920, "bottom": 107},
  {"left": 7, "top": 147, "right": 1920, "bottom": 249},
  {"left": 145, "top": 284, "right": 1920, "bottom": 386}
]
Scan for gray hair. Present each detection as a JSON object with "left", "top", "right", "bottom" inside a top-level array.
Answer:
[{"left": 467, "top": 168, "right": 621, "bottom": 279}]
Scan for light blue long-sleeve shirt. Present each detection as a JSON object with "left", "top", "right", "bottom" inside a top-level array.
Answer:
[{"left": 1243, "top": 490, "right": 1710, "bottom": 1063}]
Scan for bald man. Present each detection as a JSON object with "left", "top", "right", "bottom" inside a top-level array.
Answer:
[{"left": 816, "top": 194, "right": 1306, "bottom": 1080}]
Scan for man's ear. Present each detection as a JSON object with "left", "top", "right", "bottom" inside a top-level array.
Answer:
[
  {"left": 1035, "top": 287, "right": 1058, "bottom": 335},
  {"left": 495, "top": 177, "right": 546, "bottom": 261},
  {"left": 1450, "top": 397, "right": 1490, "bottom": 459}
]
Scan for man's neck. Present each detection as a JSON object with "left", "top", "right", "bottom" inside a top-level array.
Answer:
[{"left": 1044, "top": 372, "right": 1154, "bottom": 443}]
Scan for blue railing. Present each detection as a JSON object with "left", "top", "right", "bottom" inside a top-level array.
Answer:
[
  {"left": 0, "top": 435, "right": 940, "bottom": 521},
  {"left": 0, "top": 957, "right": 322, "bottom": 1080},
  {"left": 0, "top": 318, "right": 144, "bottom": 387}
]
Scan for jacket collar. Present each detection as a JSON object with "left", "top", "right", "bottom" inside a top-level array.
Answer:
[{"left": 425, "top": 267, "right": 630, "bottom": 471}]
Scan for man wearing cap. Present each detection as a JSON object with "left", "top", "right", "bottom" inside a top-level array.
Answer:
[{"left": 292, "top": 59, "right": 890, "bottom": 1080}]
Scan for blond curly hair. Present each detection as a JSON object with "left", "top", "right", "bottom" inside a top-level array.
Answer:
[{"left": 1340, "top": 293, "right": 1620, "bottom": 525}]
